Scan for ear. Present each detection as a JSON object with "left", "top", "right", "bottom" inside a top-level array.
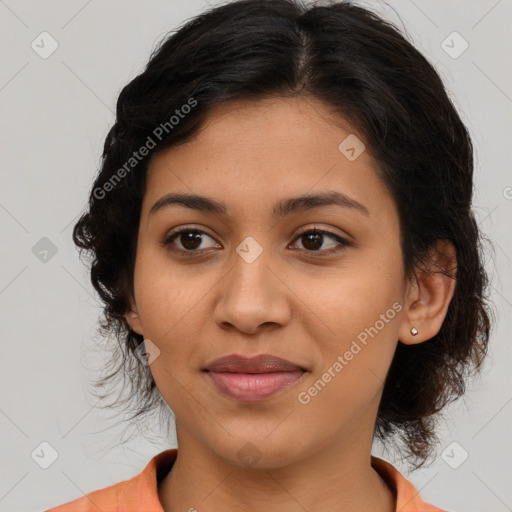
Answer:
[
  {"left": 125, "top": 296, "right": 144, "bottom": 336},
  {"left": 398, "top": 239, "right": 457, "bottom": 345}
]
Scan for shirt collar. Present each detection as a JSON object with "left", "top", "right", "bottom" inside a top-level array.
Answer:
[{"left": 117, "top": 449, "right": 445, "bottom": 511}]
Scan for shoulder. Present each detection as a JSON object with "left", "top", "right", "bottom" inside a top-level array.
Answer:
[
  {"left": 45, "top": 449, "right": 178, "bottom": 512},
  {"left": 44, "top": 480, "right": 124, "bottom": 511},
  {"left": 371, "top": 455, "right": 449, "bottom": 512}
]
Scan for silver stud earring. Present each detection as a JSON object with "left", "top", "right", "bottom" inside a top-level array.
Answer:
[{"left": 410, "top": 327, "right": 418, "bottom": 336}]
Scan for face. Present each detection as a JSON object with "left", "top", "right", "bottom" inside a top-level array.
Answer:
[{"left": 127, "top": 95, "right": 411, "bottom": 468}]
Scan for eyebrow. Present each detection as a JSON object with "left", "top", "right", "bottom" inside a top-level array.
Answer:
[{"left": 149, "top": 190, "right": 370, "bottom": 218}]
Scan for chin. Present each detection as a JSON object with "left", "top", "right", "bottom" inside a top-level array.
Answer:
[{"left": 208, "top": 433, "right": 307, "bottom": 470}]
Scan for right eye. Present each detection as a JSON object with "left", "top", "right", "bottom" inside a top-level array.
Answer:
[{"left": 162, "top": 227, "right": 220, "bottom": 255}]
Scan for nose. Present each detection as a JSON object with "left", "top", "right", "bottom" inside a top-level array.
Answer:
[{"left": 213, "top": 247, "right": 291, "bottom": 335}]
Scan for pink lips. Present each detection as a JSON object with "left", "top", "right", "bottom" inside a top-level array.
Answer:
[{"left": 205, "top": 354, "right": 306, "bottom": 402}]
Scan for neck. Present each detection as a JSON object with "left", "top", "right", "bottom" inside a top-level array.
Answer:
[{"left": 158, "top": 423, "right": 396, "bottom": 512}]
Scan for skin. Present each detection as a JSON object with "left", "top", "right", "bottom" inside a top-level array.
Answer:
[{"left": 126, "top": 95, "right": 457, "bottom": 512}]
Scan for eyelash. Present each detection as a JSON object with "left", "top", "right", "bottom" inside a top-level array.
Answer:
[{"left": 162, "top": 225, "right": 351, "bottom": 257}]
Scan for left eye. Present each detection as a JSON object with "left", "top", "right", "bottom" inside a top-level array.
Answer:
[
  {"left": 162, "top": 227, "right": 349, "bottom": 255},
  {"left": 291, "top": 228, "right": 349, "bottom": 253}
]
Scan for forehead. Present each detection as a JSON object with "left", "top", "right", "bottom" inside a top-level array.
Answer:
[
  {"left": 143, "top": 95, "right": 395, "bottom": 225},
  {"left": 160, "top": 95, "right": 362, "bottom": 162}
]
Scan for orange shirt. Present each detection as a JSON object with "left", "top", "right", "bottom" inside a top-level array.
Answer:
[{"left": 46, "top": 449, "right": 447, "bottom": 511}]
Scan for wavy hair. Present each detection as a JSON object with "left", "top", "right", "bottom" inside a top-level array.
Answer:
[{"left": 73, "top": 0, "right": 494, "bottom": 469}]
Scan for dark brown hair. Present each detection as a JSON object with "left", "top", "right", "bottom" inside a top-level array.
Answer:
[{"left": 73, "top": 0, "right": 494, "bottom": 470}]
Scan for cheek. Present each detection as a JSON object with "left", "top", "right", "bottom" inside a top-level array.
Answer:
[
  {"left": 314, "top": 259, "right": 401, "bottom": 332},
  {"left": 132, "top": 252, "right": 211, "bottom": 365},
  {"left": 305, "top": 254, "right": 403, "bottom": 380},
  {"left": 133, "top": 248, "right": 200, "bottom": 338}
]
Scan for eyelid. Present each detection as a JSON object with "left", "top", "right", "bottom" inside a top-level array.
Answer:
[
  {"left": 162, "top": 224, "right": 219, "bottom": 248},
  {"left": 294, "top": 224, "right": 351, "bottom": 241},
  {"left": 162, "top": 223, "right": 352, "bottom": 255},
  {"left": 290, "top": 225, "right": 352, "bottom": 253},
  {"left": 164, "top": 224, "right": 216, "bottom": 238}
]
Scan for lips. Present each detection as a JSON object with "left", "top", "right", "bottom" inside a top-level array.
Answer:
[
  {"left": 204, "top": 354, "right": 307, "bottom": 402},
  {"left": 206, "top": 354, "right": 305, "bottom": 373}
]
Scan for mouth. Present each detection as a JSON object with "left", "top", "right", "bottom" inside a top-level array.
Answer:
[{"left": 203, "top": 354, "right": 307, "bottom": 402}]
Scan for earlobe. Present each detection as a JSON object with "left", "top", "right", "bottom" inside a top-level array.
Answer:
[
  {"left": 125, "top": 300, "right": 144, "bottom": 336},
  {"left": 398, "top": 239, "right": 457, "bottom": 346}
]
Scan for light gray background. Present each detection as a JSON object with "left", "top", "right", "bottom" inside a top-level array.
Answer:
[{"left": 0, "top": 1, "right": 511, "bottom": 511}]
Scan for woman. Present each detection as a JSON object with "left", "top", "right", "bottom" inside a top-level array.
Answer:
[{"left": 47, "top": 0, "right": 492, "bottom": 510}]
